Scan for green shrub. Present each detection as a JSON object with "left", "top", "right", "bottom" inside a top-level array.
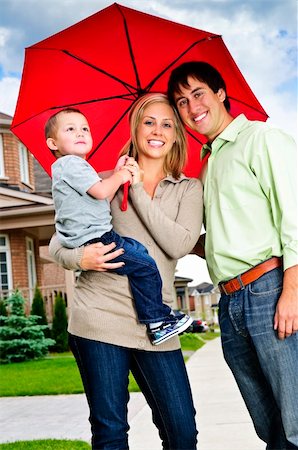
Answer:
[
  {"left": 31, "top": 286, "right": 47, "bottom": 325},
  {"left": 51, "top": 293, "right": 68, "bottom": 352},
  {"left": 0, "top": 290, "right": 55, "bottom": 363}
]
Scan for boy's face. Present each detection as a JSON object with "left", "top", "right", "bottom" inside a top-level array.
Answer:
[
  {"left": 47, "top": 112, "right": 93, "bottom": 158},
  {"left": 173, "top": 76, "right": 228, "bottom": 142}
]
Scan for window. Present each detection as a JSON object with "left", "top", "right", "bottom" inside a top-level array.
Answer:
[
  {"left": 26, "top": 237, "right": 37, "bottom": 301},
  {"left": 0, "top": 235, "right": 13, "bottom": 293},
  {"left": 0, "top": 134, "right": 5, "bottom": 178},
  {"left": 19, "top": 143, "right": 30, "bottom": 185}
]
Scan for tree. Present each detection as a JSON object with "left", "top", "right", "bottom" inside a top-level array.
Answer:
[
  {"left": 0, "top": 290, "right": 55, "bottom": 363},
  {"left": 51, "top": 293, "right": 68, "bottom": 352},
  {"left": 31, "top": 286, "right": 47, "bottom": 325},
  {"left": 30, "top": 286, "right": 51, "bottom": 338}
]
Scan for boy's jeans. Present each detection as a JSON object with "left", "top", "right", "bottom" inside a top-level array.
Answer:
[
  {"left": 219, "top": 267, "right": 298, "bottom": 449},
  {"left": 89, "top": 229, "right": 172, "bottom": 324}
]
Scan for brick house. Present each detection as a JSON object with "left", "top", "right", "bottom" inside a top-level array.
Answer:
[{"left": 0, "top": 112, "right": 71, "bottom": 318}]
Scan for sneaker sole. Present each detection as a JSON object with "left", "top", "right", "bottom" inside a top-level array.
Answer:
[{"left": 152, "top": 316, "right": 193, "bottom": 346}]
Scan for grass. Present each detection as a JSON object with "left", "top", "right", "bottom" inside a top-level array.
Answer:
[
  {"left": 0, "top": 440, "right": 90, "bottom": 449},
  {"left": 0, "top": 332, "right": 220, "bottom": 449},
  {"left": 0, "top": 332, "right": 220, "bottom": 397}
]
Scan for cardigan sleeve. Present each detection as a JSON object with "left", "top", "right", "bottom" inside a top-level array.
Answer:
[
  {"left": 49, "top": 234, "right": 84, "bottom": 270},
  {"left": 129, "top": 178, "right": 203, "bottom": 259}
]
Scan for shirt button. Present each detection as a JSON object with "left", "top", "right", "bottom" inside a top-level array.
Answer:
[{"left": 138, "top": 340, "right": 145, "bottom": 349}]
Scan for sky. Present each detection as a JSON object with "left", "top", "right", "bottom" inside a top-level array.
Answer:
[{"left": 1, "top": 0, "right": 297, "bottom": 285}]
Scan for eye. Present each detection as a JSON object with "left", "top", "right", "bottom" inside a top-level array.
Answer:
[
  {"left": 66, "top": 126, "right": 74, "bottom": 131},
  {"left": 163, "top": 122, "right": 172, "bottom": 128},
  {"left": 82, "top": 127, "right": 90, "bottom": 132},
  {"left": 177, "top": 98, "right": 187, "bottom": 108},
  {"left": 144, "top": 119, "right": 154, "bottom": 126}
]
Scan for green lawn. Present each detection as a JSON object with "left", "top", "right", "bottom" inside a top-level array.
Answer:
[
  {"left": 0, "top": 332, "right": 219, "bottom": 397},
  {"left": 0, "top": 440, "right": 90, "bottom": 449}
]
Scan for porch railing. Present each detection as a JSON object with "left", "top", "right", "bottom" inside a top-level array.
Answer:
[{"left": 0, "top": 285, "right": 67, "bottom": 322}]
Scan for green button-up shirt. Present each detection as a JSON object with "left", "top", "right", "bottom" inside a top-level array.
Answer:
[{"left": 201, "top": 114, "right": 297, "bottom": 286}]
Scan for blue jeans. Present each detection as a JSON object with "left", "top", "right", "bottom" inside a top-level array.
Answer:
[
  {"left": 69, "top": 334, "right": 198, "bottom": 450},
  {"left": 88, "top": 230, "right": 171, "bottom": 324},
  {"left": 219, "top": 267, "right": 298, "bottom": 450}
]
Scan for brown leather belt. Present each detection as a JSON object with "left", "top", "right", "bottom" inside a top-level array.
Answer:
[{"left": 219, "top": 257, "right": 282, "bottom": 295}]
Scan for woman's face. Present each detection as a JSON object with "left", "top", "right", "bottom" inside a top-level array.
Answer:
[{"left": 136, "top": 102, "right": 177, "bottom": 162}]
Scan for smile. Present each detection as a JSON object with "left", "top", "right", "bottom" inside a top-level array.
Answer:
[
  {"left": 193, "top": 112, "right": 207, "bottom": 123},
  {"left": 148, "top": 140, "right": 164, "bottom": 148}
]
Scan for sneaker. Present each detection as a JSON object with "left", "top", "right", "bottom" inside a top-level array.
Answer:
[{"left": 148, "top": 314, "right": 193, "bottom": 346}]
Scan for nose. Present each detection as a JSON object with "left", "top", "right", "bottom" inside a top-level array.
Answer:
[
  {"left": 152, "top": 123, "right": 162, "bottom": 135},
  {"left": 188, "top": 97, "right": 198, "bottom": 114}
]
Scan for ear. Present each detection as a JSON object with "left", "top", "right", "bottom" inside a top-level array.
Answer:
[
  {"left": 217, "top": 88, "right": 226, "bottom": 103},
  {"left": 46, "top": 137, "right": 58, "bottom": 151}
]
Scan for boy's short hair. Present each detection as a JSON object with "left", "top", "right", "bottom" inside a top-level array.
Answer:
[
  {"left": 45, "top": 108, "right": 83, "bottom": 155},
  {"left": 167, "top": 61, "right": 230, "bottom": 112}
]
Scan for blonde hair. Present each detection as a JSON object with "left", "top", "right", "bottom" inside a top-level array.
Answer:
[{"left": 120, "top": 93, "right": 187, "bottom": 179}]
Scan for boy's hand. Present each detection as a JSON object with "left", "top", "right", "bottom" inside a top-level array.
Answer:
[
  {"left": 114, "top": 155, "right": 128, "bottom": 172},
  {"left": 118, "top": 167, "right": 132, "bottom": 184},
  {"left": 124, "top": 158, "right": 143, "bottom": 184}
]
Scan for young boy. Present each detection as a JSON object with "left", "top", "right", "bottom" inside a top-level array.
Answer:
[{"left": 47, "top": 108, "right": 192, "bottom": 345}]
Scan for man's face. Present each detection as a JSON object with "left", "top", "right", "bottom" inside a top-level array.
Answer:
[{"left": 173, "top": 76, "right": 228, "bottom": 142}]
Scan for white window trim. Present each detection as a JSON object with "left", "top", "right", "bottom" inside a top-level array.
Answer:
[
  {"left": 0, "top": 234, "right": 13, "bottom": 292},
  {"left": 0, "top": 134, "right": 5, "bottom": 178},
  {"left": 26, "top": 237, "right": 37, "bottom": 301},
  {"left": 19, "top": 143, "right": 30, "bottom": 185}
]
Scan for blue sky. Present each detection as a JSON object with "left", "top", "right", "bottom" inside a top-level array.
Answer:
[
  {"left": 0, "top": 0, "right": 297, "bottom": 142},
  {"left": 1, "top": 0, "right": 297, "bottom": 283}
]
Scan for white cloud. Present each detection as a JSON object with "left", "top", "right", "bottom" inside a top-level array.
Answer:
[{"left": 0, "top": 76, "right": 20, "bottom": 116}]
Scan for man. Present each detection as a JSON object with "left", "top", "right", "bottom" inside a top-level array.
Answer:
[{"left": 167, "top": 61, "right": 298, "bottom": 449}]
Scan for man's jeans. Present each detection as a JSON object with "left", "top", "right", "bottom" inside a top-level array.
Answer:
[
  {"left": 69, "top": 334, "right": 198, "bottom": 450},
  {"left": 89, "top": 229, "right": 172, "bottom": 324},
  {"left": 219, "top": 267, "right": 298, "bottom": 449}
]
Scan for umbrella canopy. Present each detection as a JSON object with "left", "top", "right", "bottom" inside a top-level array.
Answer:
[{"left": 11, "top": 2, "right": 268, "bottom": 178}]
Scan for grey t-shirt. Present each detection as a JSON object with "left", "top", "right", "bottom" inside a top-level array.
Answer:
[{"left": 52, "top": 155, "right": 113, "bottom": 248}]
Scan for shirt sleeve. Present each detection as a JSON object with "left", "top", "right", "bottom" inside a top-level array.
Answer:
[
  {"left": 129, "top": 178, "right": 203, "bottom": 259},
  {"left": 252, "top": 128, "right": 298, "bottom": 270},
  {"left": 61, "top": 156, "right": 102, "bottom": 195},
  {"left": 49, "top": 233, "right": 84, "bottom": 270}
]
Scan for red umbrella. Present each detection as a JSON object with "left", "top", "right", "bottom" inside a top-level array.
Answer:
[{"left": 11, "top": 2, "right": 267, "bottom": 180}]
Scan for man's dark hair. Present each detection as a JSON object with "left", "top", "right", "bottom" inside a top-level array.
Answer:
[{"left": 167, "top": 61, "right": 230, "bottom": 112}]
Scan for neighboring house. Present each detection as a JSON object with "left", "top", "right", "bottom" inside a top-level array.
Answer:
[
  {"left": 189, "top": 282, "right": 220, "bottom": 324},
  {"left": 0, "top": 112, "right": 70, "bottom": 317}
]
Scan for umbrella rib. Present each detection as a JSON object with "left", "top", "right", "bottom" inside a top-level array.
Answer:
[
  {"left": 117, "top": 4, "right": 142, "bottom": 92},
  {"left": 186, "top": 129, "right": 204, "bottom": 146},
  {"left": 229, "top": 96, "right": 269, "bottom": 118},
  {"left": 62, "top": 50, "right": 138, "bottom": 93},
  {"left": 87, "top": 102, "right": 134, "bottom": 160},
  {"left": 145, "top": 35, "right": 221, "bottom": 91}
]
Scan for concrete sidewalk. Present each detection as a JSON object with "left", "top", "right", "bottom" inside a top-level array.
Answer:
[{"left": 0, "top": 337, "right": 265, "bottom": 449}]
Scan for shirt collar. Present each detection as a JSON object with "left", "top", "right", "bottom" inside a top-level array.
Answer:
[{"left": 201, "top": 114, "right": 248, "bottom": 159}]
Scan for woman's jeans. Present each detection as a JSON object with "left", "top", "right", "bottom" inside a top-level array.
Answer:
[
  {"left": 219, "top": 267, "right": 298, "bottom": 450},
  {"left": 69, "top": 334, "right": 198, "bottom": 450}
]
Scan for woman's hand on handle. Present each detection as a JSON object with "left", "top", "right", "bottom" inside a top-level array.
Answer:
[{"left": 80, "top": 242, "right": 125, "bottom": 271}]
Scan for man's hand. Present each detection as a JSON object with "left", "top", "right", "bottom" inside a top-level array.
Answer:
[
  {"left": 191, "top": 233, "right": 206, "bottom": 259},
  {"left": 80, "top": 242, "right": 125, "bottom": 271},
  {"left": 274, "top": 265, "right": 298, "bottom": 340}
]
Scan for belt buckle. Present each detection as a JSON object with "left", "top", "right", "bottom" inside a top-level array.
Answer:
[{"left": 220, "top": 283, "right": 229, "bottom": 295}]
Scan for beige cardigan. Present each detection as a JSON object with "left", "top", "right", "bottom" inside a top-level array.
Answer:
[{"left": 49, "top": 175, "right": 203, "bottom": 352}]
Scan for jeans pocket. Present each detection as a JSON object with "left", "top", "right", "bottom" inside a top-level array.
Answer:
[{"left": 248, "top": 268, "right": 283, "bottom": 296}]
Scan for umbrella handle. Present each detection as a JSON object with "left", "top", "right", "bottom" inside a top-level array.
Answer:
[{"left": 120, "top": 181, "right": 130, "bottom": 211}]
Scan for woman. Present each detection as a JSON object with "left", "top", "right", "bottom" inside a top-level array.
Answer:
[{"left": 49, "top": 93, "right": 203, "bottom": 449}]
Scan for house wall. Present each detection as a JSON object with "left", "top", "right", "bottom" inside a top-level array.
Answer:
[{"left": 2, "top": 132, "right": 34, "bottom": 191}]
